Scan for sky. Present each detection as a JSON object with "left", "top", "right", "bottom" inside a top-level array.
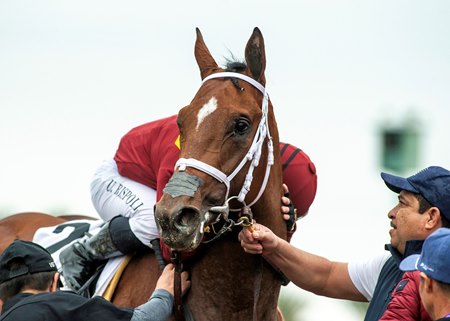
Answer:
[{"left": 1, "top": 1, "right": 450, "bottom": 320}]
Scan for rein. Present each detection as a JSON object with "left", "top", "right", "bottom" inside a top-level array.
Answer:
[
  {"left": 175, "top": 72, "right": 274, "bottom": 213},
  {"left": 171, "top": 251, "right": 186, "bottom": 321}
]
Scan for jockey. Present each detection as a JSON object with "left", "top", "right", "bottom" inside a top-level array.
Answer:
[{"left": 59, "top": 115, "right": 318, "bottom": 292}]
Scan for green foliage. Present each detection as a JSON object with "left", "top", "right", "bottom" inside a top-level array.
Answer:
[
  {"left": 278, "top": 288, "right": 307, "bottom": 321},
  {"left": 278, "top": 287, "right": 369, "bottom": 321},
  {"left": 346, "top": 300, "right": 369, "bottom": 318}
]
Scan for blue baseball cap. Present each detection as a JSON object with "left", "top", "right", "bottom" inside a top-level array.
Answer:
[
  {"left": 399, "top": 228, "right": 450, "bottom": 284},
  {"left": 381, "top": 166, "right": 450, "bottom": 222}
]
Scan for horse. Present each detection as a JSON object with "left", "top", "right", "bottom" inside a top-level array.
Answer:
[
  {"left": 155, "top": 27, "right": 286, "bottom": 321},
  {"left": 0, "top": 27, "right": 286, "bottom": 320}
]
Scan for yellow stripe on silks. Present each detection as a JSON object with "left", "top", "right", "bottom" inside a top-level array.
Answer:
[
  {"left": 103, "top": 254, "right": 133, "bottom": 301},
  {"left": 175, "top": 135, "right": 180, "bottom": 150}
]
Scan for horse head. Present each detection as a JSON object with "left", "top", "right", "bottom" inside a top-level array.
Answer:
[{"left": 155, "top": 28, "right": 281, "bottom": 252}]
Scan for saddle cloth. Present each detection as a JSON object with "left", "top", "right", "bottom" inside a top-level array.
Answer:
[{"left": 32, "top": 219, "right": 126, "bottom": 297}]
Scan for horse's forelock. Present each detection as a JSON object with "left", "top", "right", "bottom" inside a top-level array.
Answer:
[
  {"left": 223, "top": 59, "right": 246, "bottom": 72},
  {"left": 222, "top": 60, "right": 248, "bottom": 90}
]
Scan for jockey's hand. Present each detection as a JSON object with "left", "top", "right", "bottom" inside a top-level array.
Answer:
[
  {"left": 281, "top": 184, "right": 297, "bottom": 232},
  {"left": 281, "top": 184, "right": 296, "bottom": 221},
  {"left": 239, "top": 223, "right": 279, "bottom": 255},
  {"left": 155, "top": 263, "right": 191, "bottom": 296}
]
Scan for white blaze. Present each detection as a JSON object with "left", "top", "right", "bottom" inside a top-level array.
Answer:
[{"left": 196, "top": 97, "right": 217, "bottom": 130}]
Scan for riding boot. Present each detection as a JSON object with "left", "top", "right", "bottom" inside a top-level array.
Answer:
[{"left": 59, "top": 215, "right": 147, "bottom": 292}]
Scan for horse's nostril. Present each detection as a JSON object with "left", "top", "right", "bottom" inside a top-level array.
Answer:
[
  {"left": 175, "top": 215, "right": 188, "bottom": 228},
  {"left": 174, "top": 208, "right": 199, "bottom": 231}
]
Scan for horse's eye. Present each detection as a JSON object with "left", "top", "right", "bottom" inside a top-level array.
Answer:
[{"left": 234, "top": 118, "right": 250, "bottom": 135}]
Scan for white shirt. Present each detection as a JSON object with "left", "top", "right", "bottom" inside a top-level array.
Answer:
[{"left": 348, "top": 252, "right": 391, "bottom": 301}]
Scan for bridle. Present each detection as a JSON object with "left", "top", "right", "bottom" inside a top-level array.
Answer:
[
  {"left": 175, "top": 72, "right": 274, "bottom": 218},
  {"left": 172, "top": 72, "right": 274, "bottom": 321}
]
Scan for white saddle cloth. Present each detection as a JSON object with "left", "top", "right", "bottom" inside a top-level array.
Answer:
[{"left": 32, "top": 219, "right": 126, "bottom": 297}]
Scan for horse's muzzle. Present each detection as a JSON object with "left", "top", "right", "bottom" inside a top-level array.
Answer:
[{"left": 155, "top": 204, "right": 204, "bottom": 251}]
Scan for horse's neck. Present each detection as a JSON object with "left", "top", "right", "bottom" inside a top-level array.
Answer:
[{"left": 187, "top": 224, "right": 281, "bottom": 320}]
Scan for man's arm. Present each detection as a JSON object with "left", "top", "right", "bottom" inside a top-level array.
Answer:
[
  {"left": 131, "top": 289, "right": 174, "bottom": 321},
  {"left": 239, "top": 224, "right": 366, "bottom": 301},
  {"left": 131, "top": 263, "right": 190, "bottom": 321}
]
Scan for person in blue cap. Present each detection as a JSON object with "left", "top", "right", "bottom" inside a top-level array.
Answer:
[
  {"left": 239, "top": 166, "right": 450, "bottom": 321},
  {"left": 399, "top": 228, "right": 450, "bottom": 321},
  {"left": 0, "top": 239, "right": 190, "bottom": 321}
]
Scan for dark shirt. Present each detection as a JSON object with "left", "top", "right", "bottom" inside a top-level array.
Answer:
[
  {"left": 363, "top": 240, "right": 424, "bottom": 321},
  {"left": 0, "top": 291, "right": 133, "bottom": 321}
]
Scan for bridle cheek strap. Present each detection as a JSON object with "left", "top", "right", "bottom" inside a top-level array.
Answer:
[{"left": 175, "top": 72, "right": 274, "bottom": 208}]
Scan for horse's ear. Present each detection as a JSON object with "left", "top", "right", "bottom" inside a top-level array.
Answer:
[
  {"left": 245, "top": 27, "right": 266, "bottom": 85},
  {"left": 195, "top": 28, "right": 220, "bottom": 80}
]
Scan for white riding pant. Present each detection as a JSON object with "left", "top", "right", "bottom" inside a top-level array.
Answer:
[{"left": 90, "top": 159, "right": 159, "bottom": 247}]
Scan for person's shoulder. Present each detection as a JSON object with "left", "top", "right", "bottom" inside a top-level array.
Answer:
[
  {"left": 350, "top": 251, "right": 392, "bottom": 270},
  {"left": 400, "top": 270, "right": 421, "bottom": 287},
  {"left": 132, "top": 115, "right": 178, "bottom": 133},
  {"left": 25, "top": 290, "right": 89, "bottom": 306},
  {"left": 50, "top": 290, "right": 90, "bottom": 301},
  {"left": 18, "top": 290, "right": 83, "bottom": 303},
  {"left": 0, "top": 294, "right": 48, "bottom": 321}
]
